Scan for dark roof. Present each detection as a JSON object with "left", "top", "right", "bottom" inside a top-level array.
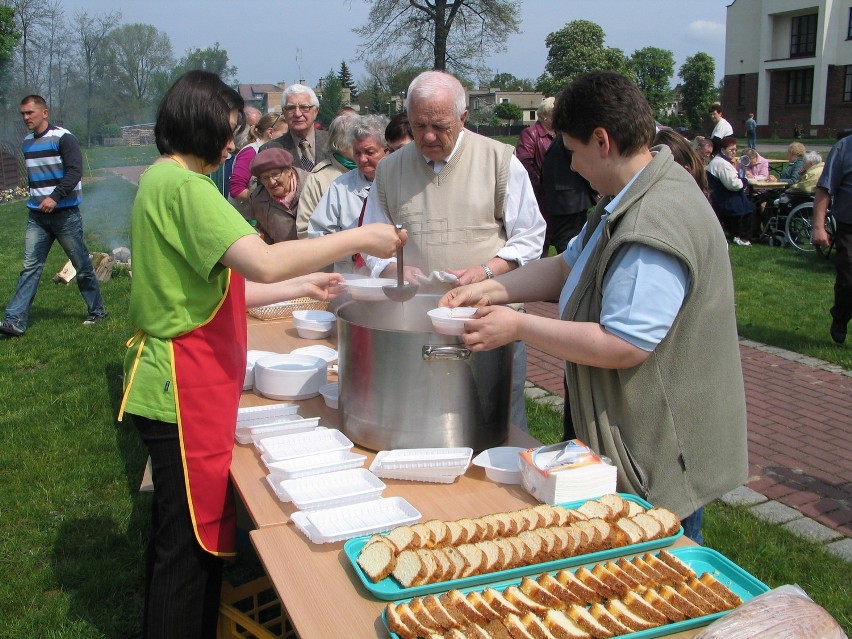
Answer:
[{"left": 238, "top": 84, "right": 282, "bottom": 101}]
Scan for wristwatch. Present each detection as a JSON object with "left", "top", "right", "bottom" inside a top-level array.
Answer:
[{"left": 481, "top": 263, "right": 494, "bottom": 279}]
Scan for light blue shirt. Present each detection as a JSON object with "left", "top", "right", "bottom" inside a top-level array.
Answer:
[{"left": 558, "top": 171, "right": 690, "bottom": 352}]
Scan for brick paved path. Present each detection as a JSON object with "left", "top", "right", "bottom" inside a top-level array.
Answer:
[{"left": 525, "top": 301, "right": 852, "bottom": 537}]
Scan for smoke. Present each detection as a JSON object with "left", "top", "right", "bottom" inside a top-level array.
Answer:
[{"left": 82, "top": 170, "right": 140, "bottom": 253}]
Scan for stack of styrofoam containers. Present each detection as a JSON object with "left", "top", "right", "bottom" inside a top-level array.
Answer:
[
  {"left": 235, "top": 403, "right": 318, "bottom": 444},
  {"left": 369, "top": 447, "right": 474, "bottom": 484},
  {"left": 257, "top": 428, "right": 422, "bottom": 543}
]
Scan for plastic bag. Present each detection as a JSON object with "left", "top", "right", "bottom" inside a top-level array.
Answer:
[{"left": 694, "top": 584, "right": 847, "bottom": 639}]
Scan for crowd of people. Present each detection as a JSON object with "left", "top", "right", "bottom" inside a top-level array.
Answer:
[{"left": 2, "top": 66, "right": 845, "bottom": 639}]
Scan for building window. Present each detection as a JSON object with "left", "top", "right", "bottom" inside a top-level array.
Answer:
[
  {"left": 848, "top": 7, "right": 852, "bottom": 39},
  {"left": 529, "top": 110, "right": 536, "bottom": 120},
  {"left": 845, "top": 66, "right": 852, "bottom": 102},
  {"left": 500, "top": 98, "right": 509, "bottom": 104},
  {"left": 787, "top": 69, "right": 813, "bottom": 104},
  {"left": 737, "top": 74, "right": 745, "bottom": 107},
  {"left": 790, "top": 13, "right": 817, "bottom": 57}
]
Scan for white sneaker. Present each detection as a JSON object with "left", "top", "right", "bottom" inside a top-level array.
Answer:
[{"left": 733, "top": 237, "right": 751, "bottom": 246}]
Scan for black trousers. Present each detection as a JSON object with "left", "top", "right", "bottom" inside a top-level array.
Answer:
[
  {"left": 133, "top": 415, "right": 224, "bottom": 639},
  {"left": 544, "top": 212, "right": 587, "bottom": 256},
  {"left": 831, "top": 221, "right": 852, "bottom": 328}
]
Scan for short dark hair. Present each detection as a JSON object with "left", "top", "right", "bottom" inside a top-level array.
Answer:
[
  {"left": 21, "top": 94, "right": 47, "bottom": 108},
  {"left": 709, "top": 103, "right": 723, "bottom": 114},
  {"left": 155, "top": 70, "right": 245, "bottom": 165},
  {"left": 385, "top": 113, "right": 412, "bottom": 144},
  {"left": 552, "top": 71, "right": 655, "bottom": 157}
]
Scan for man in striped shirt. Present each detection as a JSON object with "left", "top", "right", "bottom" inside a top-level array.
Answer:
[{"left": 0, "top": 95, "right": 106, "bottom": 337}]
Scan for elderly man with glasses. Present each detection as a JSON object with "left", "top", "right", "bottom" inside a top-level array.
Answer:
[{"left": 260, "top": 84, "right": 329, "bottom": 172}]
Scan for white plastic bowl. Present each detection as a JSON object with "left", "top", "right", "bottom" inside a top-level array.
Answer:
[
  {"left": 427, "top": 306, "right": 478, "bottom": 335},
  {"left": 319, "top": 382, "right": 339, "bottom": 409},
  {"left": 253, "top": 354, "right": 328, "bottom": 400},
  {"left": 292, "top": 309, "right": 335, "bottom": 339},
  {"left": 343, "top": 278, "right": 397, "bottom": 302},
  {"left": 472, "top": 446, "right": 525, "bottom": 484}
]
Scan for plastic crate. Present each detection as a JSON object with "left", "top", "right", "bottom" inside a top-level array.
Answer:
[{"left": 218, "top": 576, "right": 295, "bottom": 639}]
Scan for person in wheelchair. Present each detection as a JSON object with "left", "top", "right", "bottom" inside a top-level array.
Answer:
[{"left": 784, "top": 151, "right": 824, "bottom": 201}]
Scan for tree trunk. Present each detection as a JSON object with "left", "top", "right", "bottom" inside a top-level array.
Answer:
[{"left": 432, "top": 0, "right": 449, "bottom": 70}]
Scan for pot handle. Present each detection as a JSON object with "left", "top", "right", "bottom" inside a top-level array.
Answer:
[{"left": 422, "top": 345, "right": 471, "bottom": 361}]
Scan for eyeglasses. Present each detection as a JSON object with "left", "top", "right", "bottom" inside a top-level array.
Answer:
[
  {"left": 259, "top": 169, "right": 290, "bottom": 185},
  {"left": 283, "top": 104, "right": 315, "bottom": 113}
]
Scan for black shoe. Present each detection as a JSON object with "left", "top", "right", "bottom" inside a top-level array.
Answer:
[
  {"left": 0, "top": 320, "right": 24, "bottom": 336},
  {"left": 830, "top": 320, "right": 847, "bottom": 344},
  {"left": 83, "top": 313, "right": 108, "bottom": 326}
]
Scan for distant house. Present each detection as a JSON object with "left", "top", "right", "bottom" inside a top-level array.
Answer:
[
  {"left": 723, "top": 0, "right": 851, "bottom": 138},
  {"left": 466, "top": 88, "right": 545, "bottom": 126},
  {"left": 238, "top": 83, "right": 287, "bottom": 113}
]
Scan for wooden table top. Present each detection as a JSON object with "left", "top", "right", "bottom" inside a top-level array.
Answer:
[{"left": 748, "top": 179, "right": 787, "bottom": 189}]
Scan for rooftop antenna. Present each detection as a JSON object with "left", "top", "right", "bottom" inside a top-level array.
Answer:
[{"left": 296, "top": 48, "right": 304, "bottom": 85}]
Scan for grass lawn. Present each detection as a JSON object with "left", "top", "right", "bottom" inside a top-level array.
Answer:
[{"left": 0, "top": 146, "right": 848, "bottom": 637}]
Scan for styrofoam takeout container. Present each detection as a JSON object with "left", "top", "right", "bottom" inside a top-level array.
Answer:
[
  {"left": 427, "top": 307, "right": 478, "bottom": 335},
  {"left": 290, "top": 496, "right": 421, "bottom": 544},
  {"left": 236, "top": 403, "right": 300, "bottom": 428},
  {"left": 253, "top": 354, "right": 328, "bottom": 400},
  {"left": 235, "top": 415, "right": 318, "bottom": 445},
  {"left": 319, "top": 383, "right": 339, "bottom": 409},
  {"left": 374, "top": 447, "right": 473, "bottom": 470},
  {"left": 472, "top": 446, "right": 525, "bottom": 484},
  {"left": 267, "top": 468, "right": 386, "bottom": 510},
  {"left": 264, "top": 449, "right": 367, "bottom": 480},
  {"left": 343, "top": 278, "right": 397, "bottom": 302},
  {"left": 257, "top": 428, "right": 353, "bottom": 462}
]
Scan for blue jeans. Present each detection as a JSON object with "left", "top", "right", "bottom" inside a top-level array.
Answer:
[
  {"left": 681, "top": 506, "right": 705, "bottom": 545},
  {"left": 3, "top": 207, "right": 105, "bottom": 332},
  {"left": 747, "top": 131, "right": 756, "bottom": 149}
]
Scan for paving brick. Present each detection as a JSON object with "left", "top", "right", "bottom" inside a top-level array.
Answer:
[
  {"left": 778, "top": 490, "right": 823, "bottom": 507},
  {"left": 749, "top": 500, "right": 802, "bottom": 524},
  {"left": 783, "top": 517, "right": 844, "bottom": 543},
  {"left": 798, "top": 498, "right": 844, "bottom": 519},
  {"left": 524, "top": 387, "right": 548, "bottom": 399},
  {"left": 825, "top": 538, "right": 852, "bottom": 563},
  {"left": 720, "top": 486, "right": 768, "bottom": 507},
  {"left": 761, "top": 483, "right": 798, "bottom": 500}
]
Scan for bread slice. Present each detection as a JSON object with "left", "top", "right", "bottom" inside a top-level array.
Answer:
[
  {"left": 571, "top": 520, "right": 602, "bottom": 553},
  {"left": 641, "top": 553, "right": 683, "bottom": 585},
  {"left": 533, "top": 504, "right": 560, "bottom": 527},
  {"left": 615, "top": 557, "right": 655, "bottom": 588},
  {"left": 442, "top": 546, "right": 468, "bottom": 581},
  {"left": 517, "top": 530, "right": 544, "bottom": 562},
  {"left": 458, "top": 518, "right": 485, "bottom": 543},
  {"left": 385, "top": 603, "right": 413, "bottom": 639},
  {"left": 575, "top": 566, "right": 621, "bottom": 601},
  {"left": 503, "top": 613, "right": 538, "bottom": 639},
  {"left": 659, "top": 584, "right": 704, "bottom": 618},
  {"left": 626, "top": 500, "right": 645, "bottom": 517},
  {"left": 493, "top": 538, "right": 517, "bottom": 570},
  {"left": 438, "top": 590, "right": 475, "bottom": 626},
  {"left": 642, "top": 588, "right": 687, "bottom": 622},
  {"left": 588, "top": 603, "right": 633, "bottom": 636},
  {"left": 657, "top": 550, "right": 697, "bottom": 580},
  {"left": 555, "top": 569, "right": 601, "bottom": 604},
  {"left": 629, "top": 555, "right": 665, "bottom": 586},
  {"left": 391, "top": 549, "right": 424, "bottom": 588},
  {"left": 411, "top": 522, "right": 436, "bottom": 547},
  {"left": 517, "top": 508, "right": 544, "bottom": 532},
  {"left": 676, "top": 581, "right": 717, "bottom": 616},
  {"left": 422, "top": 594, "right": 461, "bottom": 631},
  {"left": 446, "top": 589, "right": 488, "bottom": 626},
  {"left": 467, "top": 590, "right": 502, "bottom": 621},
  {"left": 387, "top": 525, "right": 422, "bottom": 553},
  {"left": 550, "top": 505, "right": 574, "bottom": 526},
  {"left": 565, "top": 526, "right": 588, "bottom": 557},
  {"left": 357, "top": 537, "right": 397, "bottom": 582},
  {"left": 508, "top": 536, "right": 534, "bottom": 567},
  {"left": 576, "top": 499, "right": 613, "bottom": 522},
  {"left": 415, "top": 548, "right": 439, "bottom": 586},
  {"left": 565, "top": 603, "right": 615, "bottom": 639},
  {"left": 476, "top": 515, "right": 499, "bottom": 541},
  {"left": 481, "top": 587, "right": 523, "bottom": 617},
  {"left": 534, "top": 528, "right": 559, "bottom": 561},
  {"left": 429, "top": 548, "right": 453, "bottom": 582},
  {"left": 687, "top": 576, "right": 734, "bottom": 611},
  {"left": 519, "top": 576, "right": 563, "bottom": 609},
  {"left": 494, "top": 512, "right": 518, "bottom": 537},
  {"left": 482, "top": 514, "right": 505, "bottom": 538},
  {"left": 464, "top": 624, "right": 493, "bottom": 639},
  {"left": 396, "top": 602, "right": 434, "bottom": 639},
  {"left": 549, "top": 526, "right": 574, "bottom": 559},
  {"left": 603, "top": 561, "right": 641, "bottom": 590},
  {"left": 621, "top": 590, "right": 668, "bottom": 625},
  {"left": 563, "top": 508, "right": 588, "bottom": 522},
  {"left": 456, "top": 543, "right": 486, "bottom": 578},
  {"left": 585, "top": 518, "right": 616, "bottom": 550},
  {"left": 508, "top": 509, "right": 530, "bottom": 533},
  {"left": 423, "top": 519, "right": 450, "bottom": 546},
  {"left": 476, "top": 540, "right": 503, "bottom": 573},
  {"left": 537, "top": 572, "right": 583, "bottom": 606},
  {"left": 630, "top": 513, "right": 663, "bottom": 541},
  {"left": 443, "top": 629, "right": 467, "bottom": 639},
  {"left": 613, "top": 518, "right": 646, "bottom": 546},
  {"left": 521, "top": 611, "right": 560, "bottom": 639},
  {"left": 590, "top": 564, "right": 631, "bottom": 598},
  {"left": 645, "top": 507, "right": 681, "bottom": 537},
  {"left": 484, "top": 618, "right": 514, "bottom": 639},
  {"left": 542, "top": 609, "right": 593, "bottom": 639},
  {"left": 445, "top": 520, "right": 466, "bottom": 546},
  {"left": 598, "top": 494, "right": 631, "bottom": 520},
  {"left": 605, "top": 598, "right": 660, "bottom": 631},
  {"left": 408, "top": 597, "right": 443, "bottom": 632},
  {"left": 503, "top": 585, "right": 550, "bottom": 615},
  {"left": 698, "top": 573, "right": 743, "bottom": 607}
]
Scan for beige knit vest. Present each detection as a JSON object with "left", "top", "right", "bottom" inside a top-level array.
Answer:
[{"left": 375, "top": 132, "right": 513, "bottom": 272}]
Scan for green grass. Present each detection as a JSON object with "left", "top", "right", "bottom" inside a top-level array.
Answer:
[
  {"left": 0, "top": 145, "right": 848, "bottom": 636},
  {"left": 82, "top": 144, "right": 159, "bottom": 173}
]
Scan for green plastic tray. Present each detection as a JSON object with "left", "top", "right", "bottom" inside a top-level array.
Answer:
[
  {"left": 344, "top": 493, "right": 682, "bottom": 601},
  {"left": 381, "top": 545, "right": 770, "bottom": 639}
]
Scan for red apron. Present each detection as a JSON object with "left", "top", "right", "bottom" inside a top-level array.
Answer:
[{"left": 171, "top": 271, "right": 246, "bottom": 556}]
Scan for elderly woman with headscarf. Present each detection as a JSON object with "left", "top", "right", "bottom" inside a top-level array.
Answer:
[
  {"left": 249, "top": 148, "right": 308, "bottom": 243},
  {"left": 296, "top": 113, "right": 358, "bottom": 237},
  {"left": 307, "top": 114, "right": 390, "bottom": 273}
]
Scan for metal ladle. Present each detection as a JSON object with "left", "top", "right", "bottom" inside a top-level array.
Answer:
[{"left": 383, "top": 224, "right": 419, "bottom": 302}]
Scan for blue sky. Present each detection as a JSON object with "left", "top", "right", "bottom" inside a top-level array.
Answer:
[{"left": 58, "top": 0, "right": 730, "bottom": 87}]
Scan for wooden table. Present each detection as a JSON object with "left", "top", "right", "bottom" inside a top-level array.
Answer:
[
  {"left": 233, "top": 315, "right": 699, "bottom": 639},
  {"left": 748, "top": 179, "right": 787, "bottom": 189}
]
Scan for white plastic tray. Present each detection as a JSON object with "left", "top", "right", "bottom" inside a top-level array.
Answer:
[
  {"left": 264, "top": 450, "right": 367, "bottom": 480},
  {"left": 236, "top": 403, "right": 300, "bottom": 428},
  {"left": 267, "top": 468, "right": 386, "bottom": 510},
  {"left": 375, "top": 447, "right": 473, "bottom": 470},
  {"left": 291, "top": 496, "right": 421, "bottom": 544},
  {"left": 235, "top": 416, "right": 321, "bottom": 445},
  {"left": 370, "top": 467, "right": 463, "bottom": 484},
  {"left": 257, "top": 428, "right": 353, "bottom": 462}
]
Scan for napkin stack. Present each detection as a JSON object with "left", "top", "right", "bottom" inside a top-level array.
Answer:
[{"left": 520, "top": 439, "right": 618, "bottom": 504}]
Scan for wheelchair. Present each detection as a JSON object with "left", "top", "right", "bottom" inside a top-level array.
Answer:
[{"left": 781, "top": 194, "right": 836, "bottom": 258}]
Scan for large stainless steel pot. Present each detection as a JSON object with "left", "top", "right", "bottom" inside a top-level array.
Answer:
[{"left": 337, "top": 295, "right": 512, "bottom": 452}]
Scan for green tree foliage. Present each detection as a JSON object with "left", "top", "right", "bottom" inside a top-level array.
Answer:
[
  {"left": 354, "top": 0, "right": 520, "bottom": 77},
  {"left": 0, "top": 6, "right": 21, "bottom": 106},
  {"left": 74, "top": 10, "right": 120, "bottom": 146},
  {"left": 630, "top": 46, "right": 674, "bottom": 115},
  {"left": 679, "top": 52, "right": 717, "bottom": 131},
  {"left": 489, "top": 72, "right": 534, "bottom": 91},
  {"left": 338, "top": 60, "right": 357, "bottom": 101},
  {"left": 173, "top": 42, "right": 237, "bottom": 85},
  {"left": 537, "top": 20, "right": 628, "bottom": 96},
  {"left": 494, "top": 101, "right": 522, "bottom": 123},
  {"left": 317, "top": 70, "right": 342, "bottom": 128}
]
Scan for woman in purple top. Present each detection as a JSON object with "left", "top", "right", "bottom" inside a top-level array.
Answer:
[{"left": 228, "top": 111, "right": 288, "bottom": 217}]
